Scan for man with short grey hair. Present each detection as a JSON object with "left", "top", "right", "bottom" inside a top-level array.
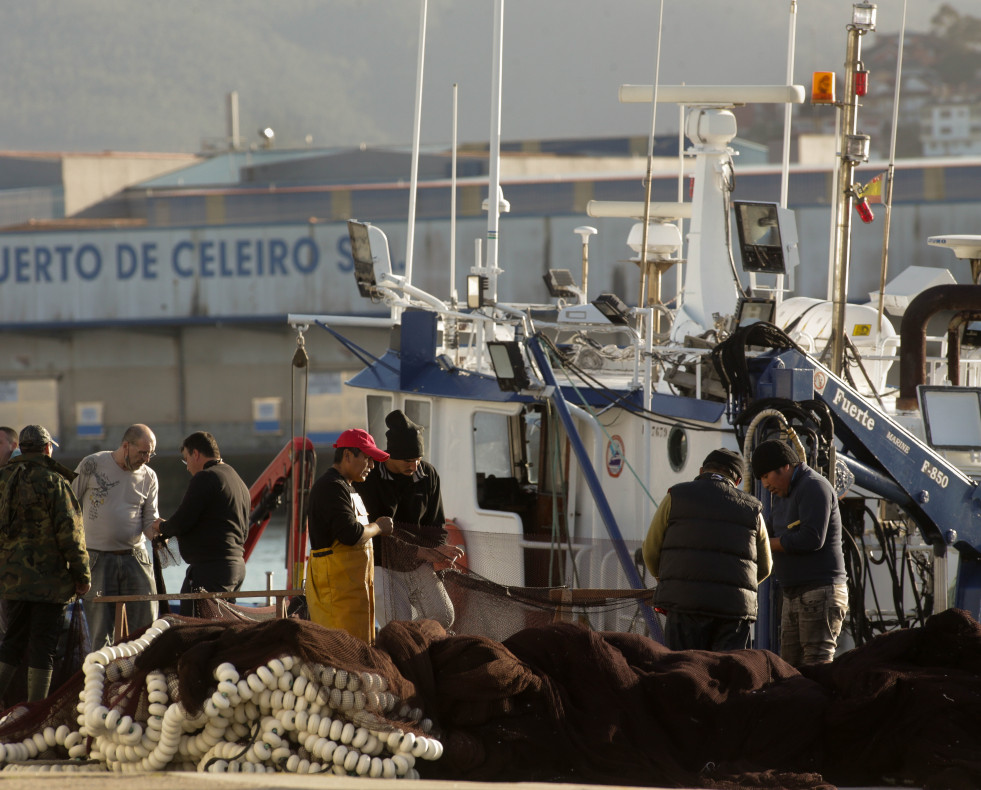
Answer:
[{"left": 73, "top": 424, "right": 160, "bottom": 648}]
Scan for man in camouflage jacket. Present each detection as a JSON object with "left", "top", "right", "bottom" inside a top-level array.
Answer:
[{"left": 0, "top": 425, "right": 90, "bottom": 702}]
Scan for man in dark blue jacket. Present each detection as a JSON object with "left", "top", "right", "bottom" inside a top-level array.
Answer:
[
  {"left": 643, "top": 448, "right": 771, "bottom": 651},
  {"left": 751, "top": 439, "right": 849, "bottom": 666}
]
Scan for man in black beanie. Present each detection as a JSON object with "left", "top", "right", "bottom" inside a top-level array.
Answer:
[
  {"left": 642, "top": 448, "right": 771, "bottom": 651},
  {"left": 751, "top": 439, "right": 848, "bottom": 666},
  {"left": 355, "top": 410, "right": 463, "bottom": 629}
]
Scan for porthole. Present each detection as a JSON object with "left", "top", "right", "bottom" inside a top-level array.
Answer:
[{"left": 667, "top": 425, "right": 688, "bottom": 472}]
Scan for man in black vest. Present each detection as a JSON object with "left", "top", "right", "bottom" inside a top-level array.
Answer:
[{"left": 643, "top": 448, "right": 772, "bottom": 651}]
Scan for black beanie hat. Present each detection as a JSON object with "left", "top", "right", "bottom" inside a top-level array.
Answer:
[
  {"left": 385, "top": 410, "right": 425, "bottom": 460},
  {"left": 751, "top": 440, "right": 799, "bottom": 478},
  {"left": 702, "top": 448, "right": 744, "bottom": 482}
]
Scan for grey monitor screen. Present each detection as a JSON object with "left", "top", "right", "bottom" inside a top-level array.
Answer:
[{"left": 919, "top": 386, "right": 981, "bottom": 450}]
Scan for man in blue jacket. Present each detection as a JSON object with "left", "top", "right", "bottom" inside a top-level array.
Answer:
[{"left": 751, "top": 439, "right": 849, "bottom": 666}]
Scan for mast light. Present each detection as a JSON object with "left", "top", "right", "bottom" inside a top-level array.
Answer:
[
  {"left": 855, "top": 64, "right": 869, "bottom": 97},
  {"left": 844, "top": 134, "right": 871, "bottom": 163},
  {"left": 811, "top": 72, "right": 836, "bottom": 105},
  {"left": 851, "top": 3, "right": 877, "bottom": 31},
  {"left": 855, "top": 197, "right": 875, "bottom": 224}
]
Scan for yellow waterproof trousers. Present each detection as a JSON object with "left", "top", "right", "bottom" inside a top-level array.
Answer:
[{"left": 305, "top": 541, "right": 375, "bottom": 644}]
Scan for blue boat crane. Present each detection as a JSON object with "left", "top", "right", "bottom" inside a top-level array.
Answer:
[{"left": 744, "top": 343, "right": 981, "bottom": 617}]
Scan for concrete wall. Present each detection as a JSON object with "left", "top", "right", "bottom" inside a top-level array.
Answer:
[
  {"left": 62, "top": 153, "right": 201, "bottom": 216},
  {"left": 0, "top": 322, "right": 386, "bottom": 458}
]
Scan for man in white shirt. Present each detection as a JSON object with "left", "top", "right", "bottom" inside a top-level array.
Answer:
[{"left": 73, "top": 424, "right": 160, "bottom": 648}]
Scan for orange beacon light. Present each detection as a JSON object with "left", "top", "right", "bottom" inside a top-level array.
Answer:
[{"left": 812, "top": 71, "right": 836, "bottom": 104}]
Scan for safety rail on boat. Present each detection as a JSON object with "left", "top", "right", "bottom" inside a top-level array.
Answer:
[
  {"left": 549, "top": 587, "right": 656, "bottom": 624},
  {"left": 92, "top": 589, "right": 303, "bottom": 641},
  {"left": 660, "top": 340, "right": 981, "bottom": 401}
]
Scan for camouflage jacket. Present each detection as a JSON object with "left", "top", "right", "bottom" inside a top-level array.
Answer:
[{"left": 0, "top": 453, "right": 90, "bottom": 603}]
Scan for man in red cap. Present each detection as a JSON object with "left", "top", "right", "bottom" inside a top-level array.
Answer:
[{"left": 305, "top": 428, "right": 393, "bottom": 643}]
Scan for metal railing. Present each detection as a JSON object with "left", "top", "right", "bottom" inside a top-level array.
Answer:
[{"left": 92, "top": 589, "right": 303, "bottom": 641}]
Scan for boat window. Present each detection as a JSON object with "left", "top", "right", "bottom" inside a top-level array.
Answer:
[
  {"left": 404, "top": 399, "right": 431, "bottom": 435},
  {"left": 523, "top": 409, "right": 542, "bottom": 486},
  {"left": 473, "top": 412, "right": 511, "bottom": 478},
  {"left": 473, "top": 411, "right": 517, "bottom": 510},
  {"left": 366, "top": 394, "right": 393, "bottom": 441},
  {"left": 667, "top": 425, "right": 688, "bottom": 472}
]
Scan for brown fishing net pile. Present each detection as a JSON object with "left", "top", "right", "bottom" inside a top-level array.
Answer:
[
  {"left": 4, "top": 608, "right": 981, "bottom": 788},
  {"left": 388, "top": 608, "right": 981, "bottom": 789}
]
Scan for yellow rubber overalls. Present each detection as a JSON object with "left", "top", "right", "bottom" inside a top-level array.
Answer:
[{"left": 305, "top": 490, "right": 376, "bottom": 643}]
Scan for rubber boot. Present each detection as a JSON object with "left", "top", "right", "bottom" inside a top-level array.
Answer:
[
  {"left": 26, "top": 667, "right": 53, "bottom": 702},
  {"left": 0, "top": 661, "right": 16, "bottom": 700}
]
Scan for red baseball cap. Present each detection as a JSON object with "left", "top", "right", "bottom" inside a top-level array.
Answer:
[{"left": 333, "top": 429, "right": 389, "bottom": 462}]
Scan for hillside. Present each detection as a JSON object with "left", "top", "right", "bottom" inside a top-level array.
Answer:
[{"left": 0, "top": 0, "right": 978, "bottom": 156}]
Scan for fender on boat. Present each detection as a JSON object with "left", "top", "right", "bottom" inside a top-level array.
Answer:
[{"left": 435, "top": 518, "right": 469, "bottom": 572}]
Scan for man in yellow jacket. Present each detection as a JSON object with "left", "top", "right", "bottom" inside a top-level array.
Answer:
[{"left": 305, "top": 429, "right": 393, "bottom": 643}]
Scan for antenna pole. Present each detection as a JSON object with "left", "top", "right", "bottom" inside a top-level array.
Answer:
[
  {"left": 404, "top": 0, "right": 428, "bottom": 288},
  {"left": 639, "top": 0, "right": 667, "bottom": 321},
  {"left": 876, "top": 0, "right": 906, "bottom": 332},
  {"left": 830, "top": 6, "right": 875, "bottom": 376},
  {"left": 484, "top": 0, "right": 505, "bottom": 305},
  {"left": 450, "top": 82, "right": 458, "bottom": 303}
]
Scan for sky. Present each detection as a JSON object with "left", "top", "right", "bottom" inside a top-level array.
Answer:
[
  {"left": 402, "top": 0, "right": 959, "bottom": 148},
  {"left": 0, "top": 0, "right": 974, "bottom": 154}
]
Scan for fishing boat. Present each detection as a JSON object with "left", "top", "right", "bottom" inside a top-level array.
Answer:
[
  {"left": 4, "top": 3, "right": 981, "bottom": 787},
  {"left": 288, "top": 0, "right": 981, "bottom": 651}
]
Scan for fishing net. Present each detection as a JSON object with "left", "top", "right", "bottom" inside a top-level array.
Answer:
[
  {"left": 375, "top": 525, "right": 659, "bottom": 642},
  {"left": 3, "top": 609, "right": 981, "bottom": 787},
  {"left": 151, "top": 536, "right": 180, "bottom": 570},
  {"left": 5, "top": 521, "right": 981, "bottom": 787},
  {"left": 50, "top": 600, "right": 91, "bottom": 693}
]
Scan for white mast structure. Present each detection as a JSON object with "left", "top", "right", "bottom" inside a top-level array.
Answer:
[
  {"left": 617, "top": 86, "right": 804, "bottom": 341},
  {"left": 476, "top": 0, "right": 506, "bottom": 307}
]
